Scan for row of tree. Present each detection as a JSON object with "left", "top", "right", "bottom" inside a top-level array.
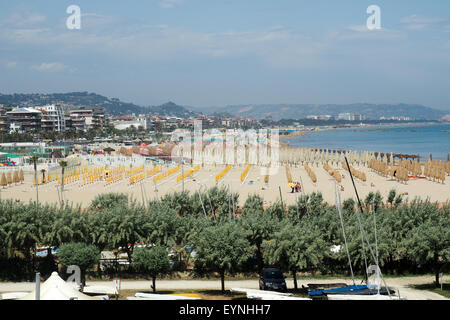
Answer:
[{"left": 0, "top": 187, "right": 448, "bottom": 292}]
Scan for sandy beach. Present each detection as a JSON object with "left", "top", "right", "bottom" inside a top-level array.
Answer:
[{"left": 1, "top": 160, "right": 449, "bottom": 208}]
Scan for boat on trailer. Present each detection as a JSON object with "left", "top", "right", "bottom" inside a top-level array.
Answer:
[
  {"left": 327, "top": 293, "right": 403, "bottom": 300},
  {"left": 311, "top": 169, "right": 404, "bottom": 301}
]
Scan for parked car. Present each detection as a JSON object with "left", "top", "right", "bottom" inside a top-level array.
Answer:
[{"left": 259, "top": 268, "right": 287, "bottom": 292}]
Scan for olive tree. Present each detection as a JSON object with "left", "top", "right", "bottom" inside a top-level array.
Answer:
[
  {"left": 405, "top": 205, "right": 450, "bottom": 287},
  {"left": 239, "top": 206, "right": 280, "bottom": 273},
  {"left": 264, "top": 219, "right": 328, "bottom": 289},
  {"left": 58, "top": 242, "right": 100, "bottom": 286},
  {"left": 132, "top": 246, "right": 170, "bottom": 292},
  {"left": 193, "top": 221, "right": 253, "bottom": 292}
]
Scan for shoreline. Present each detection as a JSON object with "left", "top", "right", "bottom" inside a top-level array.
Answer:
[{"left": 279, "top": 122, "right": 450, "bottom": 161}]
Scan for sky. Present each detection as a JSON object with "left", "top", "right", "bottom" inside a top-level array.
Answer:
[{"left": 0, "top": 0, "right": 450, "bottom": 111}]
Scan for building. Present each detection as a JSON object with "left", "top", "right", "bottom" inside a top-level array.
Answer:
[
  {"left": 34, "top": 104, "right": 66, "bottom": 132},
  {"left": 113, "top": 120, "right": 146, "bottom": 131},
  {"left": 318, "top": 115, "right": 333, "bottom": 120},
  {"left": 6, "top": 108, "right": 42, "bottom": 133},
  {"left": 0, "top": 106, "right": 12, "bottom": 133},
  {"left": 92, "top": 107, "right": 106, "bottom": 129},
  {"left": 337, "top": 113, "right": 352, "bottom": 121},
  {"left": 351, "top": 114, "right": 364, "bottom": 121},
  {"left": 69, "top": 107, "right": 105, "bottom": 131}
]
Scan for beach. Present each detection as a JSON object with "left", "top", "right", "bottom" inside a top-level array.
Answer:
[{"left": 2, "top": 159, "right": 449, "bottom": 207}]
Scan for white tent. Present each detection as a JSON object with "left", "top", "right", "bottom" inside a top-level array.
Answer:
[{"left": 19, "top": 272, "right": 97, "bottom": 300}]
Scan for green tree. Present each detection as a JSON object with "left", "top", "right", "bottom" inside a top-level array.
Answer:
[
  {"left": 158, "top": 191, "right": 192, "bottom": 217},
  {"left": 193, "top": 221, "right": 253, "bottom": 292},
  {"left": 58, "top": 242, "right": 100, "bottom": 286},
  {"left": 89, "top": 193, "right": 128, "bottom": 211},
  {"left": 4, "top": 202, "right": 42, "bottom": 275},
  {"left": 387, "top": 189, "right": 396, "bottom": 206},
  {"left": 239, "top": 209, "right": 279, "bottom": 273},
  {"left": 132, "top": 246, "right": 170, "bottom": 292},
  {"left": 241, "top": 194, "right": 264, "bottom": 216},
  {"left": 146, "top": 202, "right": 179, "bottom": 247},
  {"left": 88, "top": 208, "right": 114, "bottom": 252},
  {"left": 106, "top": 202, "right": 150, "bottom": 262},
  {"left": 405, "top": 205, "right": 450, "bottom": 287},
  {"left": 43, "top": 204, "right": 89, "bottom": 249},
  {"left": 264, "top": 220, "right": 327, "bottom": 289}
]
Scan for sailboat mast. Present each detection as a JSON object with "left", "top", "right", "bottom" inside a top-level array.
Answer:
[
  {"left": 334, "top": 180, "right": 355, "bottom": 285},
  {"left": 344, "top": 157, "right": 369, "bottom": 283},
  {"left": 344, "top": 157, "right": 392, "bottom": 297}
]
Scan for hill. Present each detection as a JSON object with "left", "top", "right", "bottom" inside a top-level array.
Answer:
[
  {"left": 208, "top": 103, "right": 447, "bottom": 120},
  {"left": 0, "top": 92, "right": 197, "bottom": 118}
]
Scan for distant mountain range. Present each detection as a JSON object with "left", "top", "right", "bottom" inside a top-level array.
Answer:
[
  {"left": 0, "top": 92, "right": 447, "bottom": 120},
  {"left": 203, "top": 103, "right": 448, "bottom": 121}
]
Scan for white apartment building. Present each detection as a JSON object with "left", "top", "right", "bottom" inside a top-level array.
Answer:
[
  {"left": 337, "top": 113, "right": 352, "bottom": 121},
  {"left": 34, "top": 104, "right": 66, "bottom": 132}
]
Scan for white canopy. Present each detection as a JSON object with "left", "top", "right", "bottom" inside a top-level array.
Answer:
[{"left": 19, "top": 272, "right": 97, "bottom": 300}]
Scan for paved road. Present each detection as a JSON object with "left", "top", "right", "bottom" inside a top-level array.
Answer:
[{"left": 0, "top": 277, "right": 447, "bottom": 300}]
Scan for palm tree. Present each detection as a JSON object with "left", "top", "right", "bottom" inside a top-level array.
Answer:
[
  {"left": 59, "top": 160, "right": 68, "bottom": 204},
  {"left": 30, "top": 154, "right": 39, "bottom": 203}
]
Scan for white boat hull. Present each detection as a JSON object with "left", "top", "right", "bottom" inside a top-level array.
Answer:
[{"left": 327, "top": 294, "right": 403, "bottom": 300}]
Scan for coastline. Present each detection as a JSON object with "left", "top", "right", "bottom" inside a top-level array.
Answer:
[{"left": 279, "top": 121, "right": 450, "bottom": 160}]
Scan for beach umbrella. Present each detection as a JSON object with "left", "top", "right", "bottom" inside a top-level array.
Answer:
[
  {"left": 1, "top": 173, "right": 7, "bottom": 188},
  {"left": 7, "top": 172, "right": 12, "bottom": 185}
]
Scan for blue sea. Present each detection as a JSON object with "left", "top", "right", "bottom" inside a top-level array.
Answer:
[{"left": 283, "top": 124, "right": 450, "bottom": 161}]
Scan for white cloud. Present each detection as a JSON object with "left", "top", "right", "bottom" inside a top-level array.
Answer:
[
  {"left": 6, "top": 62, "right": 17, "bottom": 69},
  {"left": 333, "top": 25, "right": 403, "bottom": 41},
  {"left": 347, "top": 25, "right": 371, "bottom": 32},
  {"left": 2, "top": 12, "right": 46, "bottom": 27},
  {"left": 31, "top": 62, "right": 73, "bottom": 73},
  {"left": 400, "top": 15, "right": 447, "bottom": 31}
]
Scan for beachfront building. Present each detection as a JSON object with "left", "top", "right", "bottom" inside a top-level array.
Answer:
[
  {"left": 337, "top": 113, "right": 352, "bottom": 121},
  {"left": 352, "top": 114, "right": 365, "bottom": 121},
  {"left": 6, "top": 107, "right": 42, "bottom": 133},
  {"left": 112, "top": 114, "right": 149, "bottom": 131},
  {"left": 113, "top": 119, "right": 146, "bottom": 130},
  {"left": 69, "top": 107, "right": 106, "bottom": 131},
  {"left": 34, "top": 104, "right": 66, "bottom": 132},
  {"left": 0, "top": 107, "right": 12, "bottom": 133}
]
